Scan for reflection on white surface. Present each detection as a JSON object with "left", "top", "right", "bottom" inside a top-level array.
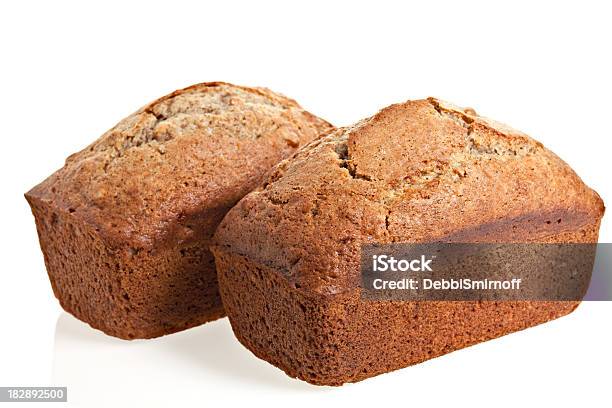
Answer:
[
  {"left": 52, "top": 313, "right": 317, "bottom": 407},
  {"left": 52, "top": 304, "right": 612, "bottom": 407}
]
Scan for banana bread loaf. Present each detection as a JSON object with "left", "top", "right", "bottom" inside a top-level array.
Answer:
[
  {"left": 25, "top": 82, "right": 332, "bottom": 339},
  {"left": 212, "top": 98, "right": 604, "bottom": 385}
]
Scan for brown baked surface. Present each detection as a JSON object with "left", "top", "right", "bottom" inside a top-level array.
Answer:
[
  {"left": 26, "top": 82, "right": 332, "bottom": 339},
  {"left": 212, "top": 98, "right": 605, "bottom": 385}
]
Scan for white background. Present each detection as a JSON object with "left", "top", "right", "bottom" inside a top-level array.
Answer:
[{"left": 1, "top": 1, "right": 610, "bottom": 407}]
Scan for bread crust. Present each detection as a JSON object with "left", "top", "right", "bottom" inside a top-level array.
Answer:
[
  {"left": 214, "top": 98, "right": 604, "bottom": 294},
  {"left": 26, "top": 82, "right": 333, "bottom": 339},
  {"left": 213, "top": 98, "right": 604, "bottom": 384}
]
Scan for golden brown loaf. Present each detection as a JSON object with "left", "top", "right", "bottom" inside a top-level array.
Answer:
[
  {"left": 25, "top": 82, "right": 332, "bottom": 339},
  {"left": 212, "top": 98, "right": 604, "bottom": 385}
]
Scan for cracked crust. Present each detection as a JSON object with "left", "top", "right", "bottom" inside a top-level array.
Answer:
[
  {"left": 212, "top": 98, "right": 604, "bottom": 385},
  {"left": 213, "top": 97, "right": 604, "bottom": 295},
  {"left": 25, "top": 82, "right": 333, "bottom": 339},
  {"left": 27, "top": 82, "right": 332, "bottom": 249}
]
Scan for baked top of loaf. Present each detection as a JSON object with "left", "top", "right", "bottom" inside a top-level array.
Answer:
[
  {"left": 26, "top": 82, "right": 332, "bottom": 249},
  {"left": 213, "top": 98, "right": 604, "bottom": 294}
]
